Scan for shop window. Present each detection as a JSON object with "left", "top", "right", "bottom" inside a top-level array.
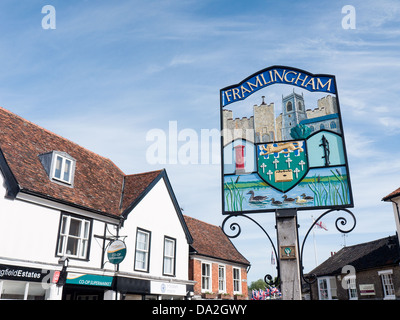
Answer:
[
  {"left": 163, "top": 237, "right": 176, "bottom": 276},
  {"left": 346, "top": 276, "right": 358, "bottom": 300},
  {"left": 201, "top": 263, "right": 211, "bottom": 292},
  {"left": 0, "top": 280, "right": 46, "bottom": 300},
  {"left": 317, "top": 276, "right": 337, "bottom": 300},
  {"left": 57, "top": 213, "right": 92, "bottom": 260},
  {"left": 218, "top": 265, "right": 226, "bottom": 293},
  {"left": 134, "top": 228, "right": 151, "bottom": 272},
  {"left": 379, "top": 270, "right": 395, "bottom": 299},
  {"left": 233, "top": 267, "right": 241, "bottom": 294}
]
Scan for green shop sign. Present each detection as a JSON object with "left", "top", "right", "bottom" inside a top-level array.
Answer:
[
  {"left": 107, "top": 240, "right": 127, "bottom": 265},
  {"left": 66, "top": 273, "right": 113, "bottom": 287}
]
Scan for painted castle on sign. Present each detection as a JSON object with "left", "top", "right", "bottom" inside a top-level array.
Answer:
[{"left": 223, "top": 91, "right": 339, "bottom": 146}]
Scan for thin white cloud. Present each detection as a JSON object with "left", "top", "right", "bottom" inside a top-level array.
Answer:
[{"left": 378, "top": 117, "right": 400, "bottom": 135}]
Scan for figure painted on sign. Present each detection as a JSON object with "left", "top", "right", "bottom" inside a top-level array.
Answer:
[
  {"left": 246, "top": 190, "right": 268, "bottom": 204},
  {"left": 319, "top": 135, "right": 330, "bottom": 166},
  {"left": 282, "top": 195, "right": 295, "bottom": 202},
  {"left": 270, "top": 198, "right": 283, "bottom": 206},
  {"left": 301, "top": 193, "right": 314, "bottom": 201}
]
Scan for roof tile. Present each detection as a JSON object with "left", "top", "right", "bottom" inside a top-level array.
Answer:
[
  {"left": 309, "top": 235, "right": 399, "bottom": 276},
  {"left": 0, "top": 107, "right": 160, "bottom": 217},
  {"left": 184, "top": 215, "right": 250, "bottom": 266}
]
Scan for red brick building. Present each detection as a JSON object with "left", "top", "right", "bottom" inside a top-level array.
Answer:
[{"left": 184, "top": 215, "right": 250, "bottom": 300}]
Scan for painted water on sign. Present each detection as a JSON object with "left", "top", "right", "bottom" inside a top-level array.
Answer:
[{"left": 224, "top": 166, "right": 350, "bottom": 212}]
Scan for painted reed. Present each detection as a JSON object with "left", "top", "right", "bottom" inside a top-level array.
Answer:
[{"left": 224, "top": 177, "right": 244, "bottom": 211}]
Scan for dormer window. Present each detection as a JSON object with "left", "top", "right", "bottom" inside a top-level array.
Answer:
[
  {"left": 53, "top": 154, "right": 73, "bottom": 184},
  {"left": 39, "top": 151, "right": 76, "bottom": 186}
]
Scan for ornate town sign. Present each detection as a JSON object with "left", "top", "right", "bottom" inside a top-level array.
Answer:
[{"left": 220, "top": 66, "right": 354, "bottom": 213}]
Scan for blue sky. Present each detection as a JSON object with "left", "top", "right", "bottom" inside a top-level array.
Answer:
[{"left": 1, "top": 0, "right": 400, "bottom": 284}]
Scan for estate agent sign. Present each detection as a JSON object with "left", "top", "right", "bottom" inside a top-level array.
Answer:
[{"left": 220, "top": 66, "right": 353, "bottom": 214}]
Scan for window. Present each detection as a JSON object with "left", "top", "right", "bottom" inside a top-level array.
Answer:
[
  {"left": 298, "top": 101, "right": 303, "bottom": 111},
  {"left": 38, "top": 151, "right": 76, "bottom": 186},
  {"left": 318, "top": 278, "right": 329, "bottom": 300},
  {"left": 379, "top": 270, "right": 395, "bottom": 299},
  {"left": 317, "top": 277, "right": 337, "bottom": 300},
  {"left": 330, "top": 121, "right": 337, "bottom": 129},
  {"left": 0, "top": 281, "right": 46, "bottom": 300},
  {"left": 201, "top": 263, "right": 211, "bottom": 292},
  {"left": 346, "top": 276, "right": 358, "bottom": 300},
  {"left": 134, "top": 229, "right": 151, "bottom": 272},
  {"left": 218, "top": 265, "right": 226, "bottom": 292},
  {"left": 233, "top": 267, "right": 241, "bottom": 294},
  {"left": 57, "top": 214, "right": 91, "bottom": 259},
  {"left": 286, "top": 101, "right": 293, "bottom": 112},
  {"left": 163, "top": 237, "right": 176, "bottom": 276},
  {"left": 52, "top": 153, "right": 75, "bottom": 184}
]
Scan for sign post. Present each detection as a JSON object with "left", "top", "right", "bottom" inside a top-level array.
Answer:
[
  {"left": 220, "top": 66, "right": 355, "bottom": 300},
  {"left": 276, "top": 209, "right": 301, "bottom": 300}
]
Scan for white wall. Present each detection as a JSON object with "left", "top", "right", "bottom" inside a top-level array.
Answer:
[
  {"left": 0, "top": 171, "right": 110, "bottom": 270},
  {"left": 119, "top": 178, "right": 189, "bottom": 280},
  {"left": 0, "top": 171, "right": 189, "bottom": 282},
  {"left": 390, "top": 197, "right": 400, "bottom": 247}
]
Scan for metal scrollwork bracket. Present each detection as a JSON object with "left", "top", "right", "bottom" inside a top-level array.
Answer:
[
  {"left": 221, "top": 213, "right": 280, "bottom": 287},
  {"left": 299, "top": 208, "right": 356, "bottom": 284}
]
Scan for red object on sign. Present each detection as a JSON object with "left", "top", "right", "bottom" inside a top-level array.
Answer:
[
  {"left": 234, "top": 145, "right": 245, "bottom": 173},
  {"left": 52, "top": 271, "right": 60, "bottom": 283}
]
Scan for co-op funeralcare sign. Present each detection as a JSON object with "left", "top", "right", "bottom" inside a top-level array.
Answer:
[{"left": 221, "top": 66, "right": 335, "bottom": 107}]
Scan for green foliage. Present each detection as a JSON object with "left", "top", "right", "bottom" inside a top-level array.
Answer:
[
  {"left": 249, "top": 279, "right": 267, "bottom": 291},
  {"left": 249, "top": 278, "right": 280, "bottom": 290}
]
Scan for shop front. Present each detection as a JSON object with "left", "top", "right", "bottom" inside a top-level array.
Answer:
[
  {"left": 0, "top": 263, "right": 59, "bottom": 300},
  {"left": 114, "top": 276, "right": 194, "bottom": 300},
  {"left": 62, "top": 272, "right": 114, "bottom": 300},
  {"left": 150, "top": 280, "right": 190, "bottom": 300}
]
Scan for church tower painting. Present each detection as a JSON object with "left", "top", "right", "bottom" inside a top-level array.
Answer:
[{"left": 281, "top": 90, "right": 307, "bottom": 141}]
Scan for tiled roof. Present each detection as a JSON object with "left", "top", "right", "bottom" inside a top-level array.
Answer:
[
  {"left": 121, "top": 170, "right": 163, "bottom": 212},
  {"left": 0, "top": 107, "right": 161, "bottom": 217},
  {"left": 308, "top": 235, "right": 400, "bottom": 276},
  {"left": 184, "top": 215, "right": 250, "bottom": 266},
  {"left": 382, "top": 187, "right": 400, "bottom": 202}
]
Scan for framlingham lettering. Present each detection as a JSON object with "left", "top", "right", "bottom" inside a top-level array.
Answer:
[{"left": 221, "top": 67, "right": 335, "bottom": 106}]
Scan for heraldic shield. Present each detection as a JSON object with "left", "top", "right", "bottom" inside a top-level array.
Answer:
[{"left": 257, "top": 140, "right": 308, "bottom": 193}]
